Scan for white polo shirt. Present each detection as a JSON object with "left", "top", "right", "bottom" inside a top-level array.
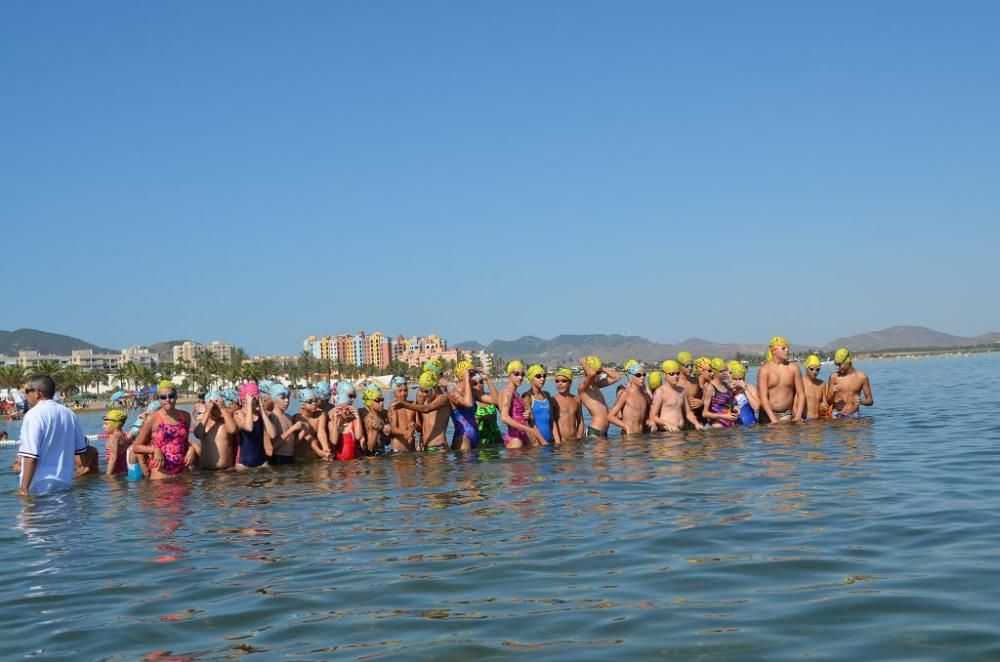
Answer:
[{"left": 18, "top": 399, "right": 89, "bottom": 495}]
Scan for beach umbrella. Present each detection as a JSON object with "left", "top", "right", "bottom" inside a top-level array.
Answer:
[{"left": 110, "top": 390, "right": 126, "bottom": 401}]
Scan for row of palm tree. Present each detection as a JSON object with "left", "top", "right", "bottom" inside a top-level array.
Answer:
[{"left": 1, "top": 349, "right": 482, "bottom": 400}]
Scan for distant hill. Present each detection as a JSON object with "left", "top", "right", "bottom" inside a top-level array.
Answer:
[
  {"left": 455, "top": 340, "right": 486, "bottom": 351},
  {"left": 822, "top": 326, "right": 1000, "bottom": 352},
  {"left": 0, "top": 328, "right": 115, "bottom": 355},
  {"left": 149, "top": 340, "right": 194, "bottom": 363},
  {"left": 479, "top": 334, "right": 775, "bottom": 365},
  {"left": 471, "top": 326, "right": 1000, "bottom": 364}
]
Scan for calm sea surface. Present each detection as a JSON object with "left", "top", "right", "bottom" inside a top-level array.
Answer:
[{"left": 2, "top": 355, "right": 999, "bottom": 659}]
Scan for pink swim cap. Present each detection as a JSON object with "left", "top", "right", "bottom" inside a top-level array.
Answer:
[{"left": 238, "top": 382, "right": 260, "bottom": 402}]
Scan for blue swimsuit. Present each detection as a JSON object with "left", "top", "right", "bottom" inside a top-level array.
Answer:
[
  {"left": 451, "top": 404, "right": 480, "bottom": 448},
  {"left": 531, "top": 396, "right": 555, "bottom": 443}
]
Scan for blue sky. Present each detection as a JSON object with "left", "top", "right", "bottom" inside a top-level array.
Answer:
[{"left": 3, "top": 1, "right": 999, "bottom": 355}]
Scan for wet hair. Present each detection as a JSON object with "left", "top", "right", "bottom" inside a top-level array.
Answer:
[{"left": 27, "top": 374, "right": 56, "bottom": 398}]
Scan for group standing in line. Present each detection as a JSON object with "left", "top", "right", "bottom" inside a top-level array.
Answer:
[{"left": 12, "top": 337, "right": 873, "bottom": 493}]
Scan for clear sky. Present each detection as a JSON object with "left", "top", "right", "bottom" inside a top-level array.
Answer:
[{"left": 3, "top": 1, "right": 999, "bottom": 355}]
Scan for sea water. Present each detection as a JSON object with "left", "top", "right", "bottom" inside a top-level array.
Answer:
[{"left": 1, "top": 354, "right": 998, "bottom": 658}]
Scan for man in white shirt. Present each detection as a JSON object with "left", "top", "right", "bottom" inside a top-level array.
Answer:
[{"left": 17, "top": 374, "right": 89, "bottom": 496}]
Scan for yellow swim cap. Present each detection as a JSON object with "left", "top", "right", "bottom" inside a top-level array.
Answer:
[
  {"left": 104, "top": 409, "right": 127, "bottom": 427},
  {"left": 506, "top": 360, "right": 524, "bottom": 375},
  {"left": 662, "top": 359, "right": 681, "bottom": 373},
  {"left": 526, "top": 364, "right": 546, "bottom": 380},
  {"left": 729, "top": 363, "right": 747, "bottom": 378},
  {"left": 805, "top": 354, "right": 822, "bottom": 369},
  {"left": 623, "top": 359, "right": 638, "bottom": 373},
  {"left": 676, "top": 351, "right": 693, "bottom": 365},
  {"left": 769, "top": 336, "right": 788, "bottom": 350},
  {"left": 694, "top": 356, "right": 711, "bottom": 375},
  {"left": 455, "top": 360, "right": 474, "bottom": 377},
  {"left": 555, "top": 367, "right": 574, "bottom": 381},
  {"left": 648, "top": 371, "right": 663, "bottom": 391},
  {"left": 418, "top": 371, "right": 439, "bottom": 389},
  {"left": 710, "top": 357, "right": 727, "bottom": 373},
  {"left": 362, "top": 385, "right": 382, "bottom": 404},
  {"left": 584, "top": 355, "right": 602, "bottom": 370},
  {"left": 834, "top": 348, "right": 852, "bottom": 365},
  {"left": 157, "top": 380, "right": 176, "bottom": 392}
]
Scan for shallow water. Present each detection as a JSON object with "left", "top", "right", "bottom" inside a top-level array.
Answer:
[{"left": 2, "top": 355, "right": 999, "bottom": 659}]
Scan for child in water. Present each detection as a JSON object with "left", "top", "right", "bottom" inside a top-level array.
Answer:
[{"left": 103, "top": 409, "right": 130, "bottom": 476}]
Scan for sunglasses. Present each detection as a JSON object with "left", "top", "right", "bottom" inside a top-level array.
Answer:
[
  {"left": 158, "top": 393, "right": 178, "bottom": 400},
  {"left": 554, "top": 378, "right": 570, "bottom": 384},
  {"left": 682, "top": 363, "right": 694, "bottom": 369},
  {"left": 665, "top": 371, "right": 680, "bottom": 377},
  {"left": 510, "top": 372, "right": 524, "bottom": 377},
  {"left": 632, "top": 373, "right": 645, "bottom": 378},
  {"left": 807, "top": 367, "right": 820, "bottom": 372},
  {"left": 102, "top": 417, "right": 113, "bottom": 422},
  {"left": 373, "top": 397, "right": 384, "bottom": 403},
  {"left": 24, "top": 388, "right": 38, "bottom": 394},
  {"left": 471, "top": 380, "right": 483, "bottom": 386},
  {"left": 532, "top": 373, "right": 547, "bottom": 379}
]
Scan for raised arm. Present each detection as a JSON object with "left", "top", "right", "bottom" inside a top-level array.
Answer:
[
  {"left": 395, "top": 392, "right": 449, "bottom": 414},
  {"left": 260, "top": 410, "right": 279, "bottom": 457}
]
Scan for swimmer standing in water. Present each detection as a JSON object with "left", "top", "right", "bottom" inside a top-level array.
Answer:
[
  {"left": 649, "top": 360, "right": 704, "bottom": 431},
  {"left": 551, "top": 368, "right": 585, "bottom": 442},
  {"left": 608, "top": 360, "right": 650, "bottom": 436},
  {"left": 193, "top": 390, "right": 237, "bottom": 469},
  {"left": 802, "top": 354, "right": 829, "bottom": 419},
  {"left": 577, "top": 356, "right": 621, "bottom": 438},
  {"left": 523, "top": 364, "right": 558, "bottom": 445},
  {"left": 498, "top": 361, "right": 544, "bottom": 448},
  {"left": 387, "top": 376, "right": 418, "bottom": 452},
  {"left": 758, "top": 336, "right": 805, "bottom": 423},
  {"left": 827, "top": 348, "right": 873, "bottom": 418}
]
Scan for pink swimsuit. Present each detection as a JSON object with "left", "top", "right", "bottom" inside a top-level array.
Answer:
[
  {"left": 150, "top": 411, "right": 189, "bottom": 475},
  {"left": 504, "top": 394, "right": 530, "bottom": 447},
  {"left": 106, "top": 436, "right": 129, "bottom": 475}
]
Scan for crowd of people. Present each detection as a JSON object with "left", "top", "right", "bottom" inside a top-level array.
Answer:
[{"left": 12, "top": 337, "right": 873, "bottom": 495}]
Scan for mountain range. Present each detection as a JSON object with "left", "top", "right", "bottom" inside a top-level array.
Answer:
[
  {"left": 2, "top": 326, "right": 998, "bottom": 364},
  {"left": 456, "top": 326, "right": 1000, "bottom": 364}
]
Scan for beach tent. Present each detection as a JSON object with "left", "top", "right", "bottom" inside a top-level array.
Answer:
[
  {"left": 136, "top": 386, "right": 156, "bottom": 396},
  {"left": 110, "top": 390, "right": 126, "bottom": 401}
]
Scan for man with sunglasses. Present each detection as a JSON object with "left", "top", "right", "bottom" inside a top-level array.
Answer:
[
  {"left": 551, "top": 368, "right": 585, "bottom": 442},
  {"left": 827, "top": 348, "right": 873, "bottom": 418},
  {"left": 650, "top": 360, "right": 704, "bottom": 432},
  {"left": 675, "top": 351, "right": 705, "bottom": 424},
  {"left": 17, "top": 374, "right": 91, "bottom": 496},
  {"left": 577, "top": 356, "right": 621, "bottom": 438},
  {"left": 609, "top": 361, "right": 651, "bottom": 436},
  {"left": 802, "top": 355, "right": 830, "bottom": 419},
  {"left": 758, "top": 336, "right": 805, "bottom": 423}
]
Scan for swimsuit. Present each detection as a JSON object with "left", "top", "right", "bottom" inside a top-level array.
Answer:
[
  {"left": 504, "top": 395, "right": 530, "bottom": 447},
  {"left": 336, "top": 426, "right": 358, "bottom": 461},
  {"left": 475, "top": 403, "right": 502, "bottom": 445},
  {"left": 734, "top": 392, "right": 757, "bottom": 425},
  {"left": 832, "top": 409, "right": 862, "bottom": 419},
  {"left": 587, "top": 425, "right": 609, "bottom": 438},
  {"left": 126, "top": 448, "right": 143, "bottom": 481},
  {"left": 530, "top": 396, "right": 555, "bottom": 443},
  {"left": 773, "top": 409, "right": 793, "bottom": 421},
  {"left": 451, "top": 404, "right": 480, "bottom": 449},
  {"left": 150, "top": 411, "right": 189, "bottom": 476},
  {"left": 708, "top": 385, "right": 735, "bottom": 427},
  {"left": 237, "top": 417, "right": 267, "bottom": 467},
  {"left": 107, "top": 436, "right": 128, "bottom": 475}
]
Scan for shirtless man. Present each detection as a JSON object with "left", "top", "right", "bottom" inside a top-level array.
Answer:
[
  {"left": 193, "top": 390, "right": 238, "bottom": 469},
  {"left": 609, "top": 361, "right": 650, "bottom": 436},
  {"left": 260, "top": 383, "right": 300, "bottom": 464},
  {"left": 551, "top": 368, "right": 585, "bottom": 442},
  {"left": 387, "top": 376, "right": 418, "bottom": 452},
  {"left": 392, "top": 371, "right": 451, "bottom": 450},
  {"left": 758, "top": 336, "right": 805, "bottom": 423},
  {"left": 802, "top": 355, "right": 829, "bottom": 419},
  {"left": 675, "top": 351, "right": 705, "bottom": 423},
  {"left": 292, "top": 388, "right": 331, "bottom": 459},
  {"left": 827, "top": 348, "right": 874, "bottom": 417},
  {"left": 577, "top": 355, "right": 621, "bottom": 438},
  {"left": 649, "top": 360, "right": 703, "bottom": 431}
]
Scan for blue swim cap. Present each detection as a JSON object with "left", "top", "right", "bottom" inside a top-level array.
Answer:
[
  {"left": 205, "top": 390, "right": 221, "bottom": 402},
  {"left": 146, "top": 401, "right": 163, "bottom": 413},
  {"left": 258, "top": 380, "right": 274, "bottom": 396},
  {"left": 337, "top": 381, "right": 356, "bottom": 398},
  {"left": 299, "top": 387, "right": 317, "bottom": 402},
  {"left": 269, "top": 383, "right": 289, "bottom": 399},
  {"left": 314, "top": 381, "right": 332, "bottom": 400},
  {"left": 390, "top": 375, "right": 407, "bottom": 389},
  {"left": 221, "top": 389, "right": 239, "bottom": 405},
  {"left": 336, "top": 392, "right": 353, "bottom": 405}
]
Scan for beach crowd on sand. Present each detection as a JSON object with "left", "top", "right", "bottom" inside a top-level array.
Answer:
[{"left": 12, "top": 337, "right": 873, "bottom": 496}]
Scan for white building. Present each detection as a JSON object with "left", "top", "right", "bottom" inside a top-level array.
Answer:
[
  {"left": 120, "top": 345, "right": 158, "bottom": 368},
  {"left": 173, "top": 340, "right": 237, "bottom": 365}
]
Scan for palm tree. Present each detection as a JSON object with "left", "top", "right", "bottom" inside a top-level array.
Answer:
[
  {"left": 33, "top": 359, "right": 64, "bottom": 382},
  {"left": 0, "top": 365, "right": 28, "bottom": 389}
]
